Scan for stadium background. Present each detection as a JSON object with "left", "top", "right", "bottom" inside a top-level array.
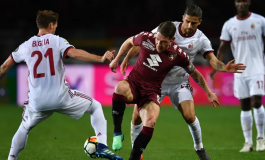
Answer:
[{"left": 0, "top": 0, "right": 265, "bottom": 160}]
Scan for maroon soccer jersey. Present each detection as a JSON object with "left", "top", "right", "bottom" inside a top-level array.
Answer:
[{"left": 127, "top": 31, "right": 191, "bottom": 90}]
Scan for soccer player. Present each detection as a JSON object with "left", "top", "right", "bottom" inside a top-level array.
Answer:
[
  {"left": 110, "top": 21, "right": 220, "bottom": 160},
  {"left": 110, "top": 4, "right": 246, "bottom": 160},
  {"left": 0, "top": 10, "right": 123, "bottom": 160},
  {"left": 210, "top": 0, "right": 265, "bottom": 152}
]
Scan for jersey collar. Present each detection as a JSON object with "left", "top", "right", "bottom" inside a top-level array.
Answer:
[{"left": 236, "top": 12, "right": 251, "bottom": 20}]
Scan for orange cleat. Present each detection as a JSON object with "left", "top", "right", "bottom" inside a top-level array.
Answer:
[{"left": 140, "top": 154, "right": 143, "bottom": 160}]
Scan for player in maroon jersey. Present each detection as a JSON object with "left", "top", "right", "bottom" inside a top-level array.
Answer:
[{"left": 111, "top": 21, "right": 219, "bottom": 160}]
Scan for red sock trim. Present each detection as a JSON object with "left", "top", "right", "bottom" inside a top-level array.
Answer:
[
  {"left": 142, "top": 126, "right": 154, "bottom": 136},
  {"left": 113, "top": 93, "right": 125, "bottom": 101}
]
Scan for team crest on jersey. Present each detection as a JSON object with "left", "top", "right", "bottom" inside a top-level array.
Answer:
[
  {"left": 64, "top": 40, "right": 69, "bottom": 44},
  {"left": 251, "top": 23, "right": 255, "bottom": 29},
  {"left": 168, "top": 52, "right": 177, "bottom": 61},
  {"left": 188, "top": 42, "right": 193, "bottom": 49}
]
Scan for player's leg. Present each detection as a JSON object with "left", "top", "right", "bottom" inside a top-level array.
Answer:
[
  {"left": 8, "top": 106, "right": 53, "bottom": 160},
  {"left": 252, "top": 95, "right": 265, "bottom": 151},
  {"left": 112, "top": 80, "right": 134, "bottom": 151},
  {"left": 129, "top": 101, "right": 160, "bottom": 160},
  {"left": 131, "top": 104, "right": 143, "bottom": 148},
  {"left": 58, "top": 91, "right": 123, "bottom": 160},
  {"left": 249, "top": 75, "right": 265, "bottom": 151}
]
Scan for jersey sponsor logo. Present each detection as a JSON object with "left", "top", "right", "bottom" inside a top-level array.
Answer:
[
  {"left": 168, "top": 52, "right": 177, "bottom": 61},
  {"left": 188, "top": 42, "right": 193, "bottom": 49},
  {"left": 237, "top": 31, "right": 256, "bottom": 42},
  {"left": 142, "top": 39, "right": 155, "bottom": 51},
  {"left": 251, "top": 23, "right": 255, "bottom": 29},
  {"left": 147, "top": 54, "right": 162, "bottom": 66}
]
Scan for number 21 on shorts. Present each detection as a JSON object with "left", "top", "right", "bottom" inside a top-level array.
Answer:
[{"left": 257, "top": 81, "right": 264, "bottom": 89}]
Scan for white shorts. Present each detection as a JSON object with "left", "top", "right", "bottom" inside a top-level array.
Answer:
[
  {"left": 161, "top": 77, "right": 193, "bottom": 109},
  {"left": 22, "top": 90, "right": 94, "bottom": 131},
  {"left": 234, "top": 75, "right": 265, "bottom": 99}
]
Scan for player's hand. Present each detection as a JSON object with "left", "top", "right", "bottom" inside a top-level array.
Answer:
[
  {"left": 120, "top": 60, "right": 129, "bottom": 76},
  {"left": 207, "top": 92, "right": 220, "bottom": 107},
  {"left": 225, "top": 59, "right": 246, "bottom": 73},
  {"left": 109, "top": 59, "right": 119, "bottom": 73},
  {"left": 209, "top": 70, "right": 217, "bottom": 80},
  {"left": 102, "top": 50, "right": 115, "bottom": 62}
]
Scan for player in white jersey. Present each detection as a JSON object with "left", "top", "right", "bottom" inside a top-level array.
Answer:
[
  {"left": 210, "top": 0, "right": 265, "bottom": 152},
  {"left": 0, "top": 10, "right": 123, "bottom": 160},
  {"left": 110, "top": 4, "right": 246, "bottom": 160}
]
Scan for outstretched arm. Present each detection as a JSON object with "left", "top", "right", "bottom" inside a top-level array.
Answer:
[
  {"left": 0, "top": 56, "right": 15, "bottom": 80},
  {"left": 109, "top": 36, "right": 135, "bottom": 73},
  {"left": 189, "top": 67, "right": 220, "bottom": 107},
  {"left": 209, "top": 41, "right": 230, "bottom": 79},
  {"left": 67, "top": 48, "right": 114, "bottom": 63}
]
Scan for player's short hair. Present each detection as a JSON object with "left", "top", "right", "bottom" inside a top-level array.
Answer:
[
  {"left": 36, "top": 10, "right": 59, "bottom": 29},
  {"left": 157, "top": 21, "right": 176, "bottom": 39},
  {"left": 184, "top": 4, "right": 202, "bottom": 19}
]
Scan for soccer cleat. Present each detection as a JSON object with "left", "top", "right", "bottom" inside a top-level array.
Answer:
[
  {"left": 112, "top": 134, "right": 124, "bottom": 151},
  {"left": 195, "top": 148, "right": 211, "bottom": 160},
  {"left": 256, "top": 138, "right": 265, "bottom": 152},
  {"left": 96, "top": 148, "right": 123, "bottom": 160},
  {"left": 239, "top": 143, "right": 254, "bottom": 152},
  {"left": 140, "top": 154, "right": 143, "bottom": 160}
]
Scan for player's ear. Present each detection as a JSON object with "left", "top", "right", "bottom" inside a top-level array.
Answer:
[
  {"left": 171, "top": 37, "right": 175, "bottom": 42},
  {"left": 198, "top": 19, "right": 202, "bottom": 25},
  {"left": 182, "top": 15, "right": 185, "bottom": 22}
]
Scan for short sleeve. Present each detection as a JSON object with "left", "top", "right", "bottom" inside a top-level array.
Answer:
[
  {"left": 220, "top": 22, "right": 231, "bottom": 42},
  {"left": 11, "top": 42, "right": 27, "bottom": 63},
  {"left": 133, "top": 32, "right": 145, "bottom": 46},
  {"left": 59, "top": 37, "right": 74, "bottom": 59},
  {"left": 200, "top": 39, "right": 214, "bottom": 58}
]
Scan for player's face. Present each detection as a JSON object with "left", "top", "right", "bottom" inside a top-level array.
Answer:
[
  {"left": 155, "top": 32, "right": 175, "bottom": 53},
  {"left": 235, "top": 0, "right": 250, "bottom": 12},
  {"left": 182, "top": 14, "right": 201, "bottom": 36}
]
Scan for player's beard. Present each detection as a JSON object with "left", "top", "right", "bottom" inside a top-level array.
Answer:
[{"left": 185, "top": 28, "right": 194, "bottom": 36}]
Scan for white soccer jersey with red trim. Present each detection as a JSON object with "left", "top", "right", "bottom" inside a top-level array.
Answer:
[
  {"left": 220, "top": 12, "right": 265, "bottom": 77},
  {"left": 11, "top": 34, "right": 74, "bottom": 111},
  {"left": 152, "top": 21, "right": 214, "bottom": 84}
]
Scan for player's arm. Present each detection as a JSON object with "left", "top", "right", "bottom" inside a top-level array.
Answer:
[
  {"left": 209, "top": 41, "right": 230, "bottom": 79},
  {"left": 206, "top": 53, "right": 246, "bottom": 73},
  {"left": 120, "top": 46, "right": 140, "bottom": 75},
  {"left": 110, "top": 36, "right": 136, "bottom": 73},
  {"left": 185, "top": 63, "right": 219, "bottom": 106},
  {"left": 0, "top": 56, "right": 15, "bottom": 80},
  {"left": 67, "top": 48, "right": 114, "bottom": 63}
]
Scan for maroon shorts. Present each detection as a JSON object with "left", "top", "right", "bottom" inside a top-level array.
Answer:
[{"left": 126, "top": 78, "right": 161, "bottom": 112}]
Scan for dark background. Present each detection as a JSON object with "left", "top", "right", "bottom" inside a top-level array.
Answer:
[{"left": 0, "top": 0, "right": 264, "bottom": 65}]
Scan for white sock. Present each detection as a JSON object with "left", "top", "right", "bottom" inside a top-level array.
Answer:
[
  {"left": 241, "top": 110, "right": 253, "bottom": 144},
  {"left": 188, "top": 117, "right": 203, "bottom": 151},
  {"left": 87, "top": 100, "right": 107, "bottom": 146},
  {"left": 253, "top": 106, "right": 265, "bottom": 139},
  {"left": 130, "top": 121, "right": 143, "bottom": 148},
  {"left": 8, "top": 124, "right": 29, "bottom": 160}
]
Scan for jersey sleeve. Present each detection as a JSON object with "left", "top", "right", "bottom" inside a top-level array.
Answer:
[
  {"left": 262, "top": 17, "right": 265, "bottom": 37},
  {"left": 220, "top": 22, "right": 231, "bottom": 42},
  {"left": 59, "top": 37, "right": 74, "bottom": 59},
  {"left": 133, "top": 32, "right": 146, "bottom": 46},
  {"left": 11, "top": 42, "right": 27, "bottom": 63},
  {"left": 200, "top": 39, "right": 214, "bottom": 59}
]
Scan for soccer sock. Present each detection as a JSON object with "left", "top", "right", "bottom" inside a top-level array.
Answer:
[
  {"left": 130, "top": 121, "right": 143, "bottom": 148},
  {"left": 253, "top": 106, "right": 265, "bottom": 139},
  {"left": 112, "top": 93, "right": 126, "bottom": 133},
  {"left": 241, "top": 110, "right": 253, "bottom": 144},
  {"left": 8, "top": 124, "right": 29, "bottom": 160},
  {"left": 129, "top": 126, "right": 154, "bottom": 160},
  {"left": 88, "top": 100, "right": 107, "bottom": 146},
  {"left": 188, "top": 117, "right": 203, "bottom": 151}
]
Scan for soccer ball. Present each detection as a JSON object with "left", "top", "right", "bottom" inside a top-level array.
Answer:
[{"left": 84, "top": 136, "right": 98, "bottom": 158}]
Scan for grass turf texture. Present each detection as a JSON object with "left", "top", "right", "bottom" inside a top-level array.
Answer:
[{"left": 0, "top": 105, "right": 263, "bottom": 160}]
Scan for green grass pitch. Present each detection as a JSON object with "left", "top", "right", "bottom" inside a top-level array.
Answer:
[{"left": 0, "top": 105, "right": 264, "bottom": 160}]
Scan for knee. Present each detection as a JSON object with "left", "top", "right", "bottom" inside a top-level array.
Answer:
[
  {"left": 183, "top": 114, "right": 196, "bottom": 124},
  {"left": 115, "top": 81, "right": 129, "bottom": 95},
  {"left": 144, "top": 117, "right": 156, "bottom": 128}
]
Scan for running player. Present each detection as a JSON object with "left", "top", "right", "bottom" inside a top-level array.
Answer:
[
  {"left": 110, "top": 21, "right": 220, "bottom": 160},
  {"left": 110, "top": 4, "right": 246, "bottom": 160},
  {"left": 210, "top": 0, "right": 265, "bottom": 152},
  {"left": 0, "top": 10, "right": 123, "bottom": 160}
]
